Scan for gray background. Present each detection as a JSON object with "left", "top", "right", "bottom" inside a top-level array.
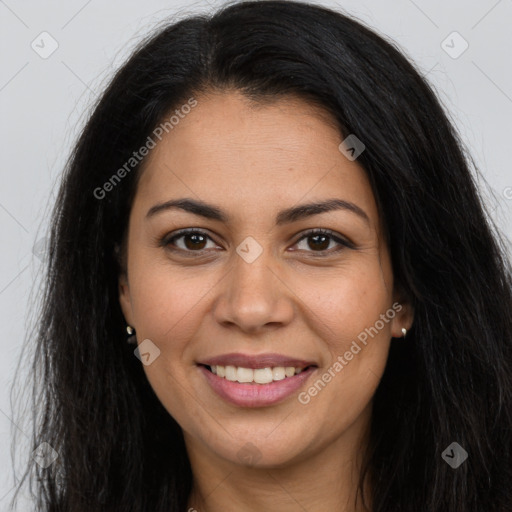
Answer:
[{"left": 1, "top": 0, "right": 511, "bottom": 508}]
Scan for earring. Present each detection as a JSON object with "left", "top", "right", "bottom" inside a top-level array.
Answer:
[
  {"left": 401, "top": 327, "right": 407, "bottom": 338},
  {"left": 126, "top": 325, "right": 137, "bottom": 344}
]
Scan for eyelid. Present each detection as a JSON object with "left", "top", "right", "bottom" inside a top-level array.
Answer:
[
  {"left": 160, "top": 227, "right": 354, "bottom": 255},
  {"left": 159, "top": 228, "right": 222, "bottom": 251},
  {"left": 294, "top": 228, "right": 355, "bottom": 250}
]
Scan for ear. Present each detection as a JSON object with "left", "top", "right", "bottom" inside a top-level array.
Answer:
[
  {"left": 390, "top": 286, "right": 414, "bottom": 338},
  {"left": 118, "top": 272, "right": 135, "bottom": 327}
]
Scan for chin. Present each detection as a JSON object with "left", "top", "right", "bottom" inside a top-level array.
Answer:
[{"left": 207, "top": 432, "right": 310, "bottom": 469}]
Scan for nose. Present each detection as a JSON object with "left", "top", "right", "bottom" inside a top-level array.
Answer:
[{"left": 212, "top": 247, "right": 295, "bottom": 334}]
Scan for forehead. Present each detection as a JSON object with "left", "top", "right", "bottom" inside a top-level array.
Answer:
[{"left": 133, "top": 90, "right": 379, "bottom": 230}]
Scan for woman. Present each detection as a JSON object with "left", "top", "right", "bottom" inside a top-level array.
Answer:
[{"left": 12, "top": 1, "right": 512, "bottom": 511}]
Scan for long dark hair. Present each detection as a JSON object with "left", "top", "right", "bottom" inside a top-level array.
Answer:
[{"left": 11, "top": 1, "right": 512, "bottom": 510}]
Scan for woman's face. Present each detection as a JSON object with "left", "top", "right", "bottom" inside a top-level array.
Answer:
[{"left": 119, "top": 90, "right": 413, "bottom": 468}]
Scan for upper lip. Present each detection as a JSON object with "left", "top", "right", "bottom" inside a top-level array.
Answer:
[{"left": 199, "top": 352, "right": 317, "bottom": 370}]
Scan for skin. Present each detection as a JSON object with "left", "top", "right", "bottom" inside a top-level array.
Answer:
[{"left": 119, "top": 90, "right": 414, "bottom": 512}]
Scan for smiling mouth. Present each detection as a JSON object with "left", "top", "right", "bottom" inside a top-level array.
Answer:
[{"left": 200, "top": 364, "right": 316, "bottom": 385}]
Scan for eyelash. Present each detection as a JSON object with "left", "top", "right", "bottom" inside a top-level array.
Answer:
[{"left": 160, "top": 228, "right": 354, "bottom": 257}]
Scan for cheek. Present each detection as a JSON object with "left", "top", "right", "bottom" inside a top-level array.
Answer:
[
  {"left": 129, "top": 259, "right": 216, "bottom": 346},
  {"left": 296, "top": 264, "right": 393, "bottom": 425},
  {"left": 127, "top": 262, "right": 212, "bottom": 427},
  {"left": 297, "top": 260, "right": 393, "bottom": 352}
]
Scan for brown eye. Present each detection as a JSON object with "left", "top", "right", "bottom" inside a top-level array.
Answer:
[
  {"left": 164, "top": 230, "right": 218, "bottom": 252},
  {"left": 294, "top": 229, "right": 352, "bottom": 254},
  {"left": 182, "top": 233, "right": 207, "bottom": 250},
  {"left": 306, "top": 233, "right": 330, "bottom": 251},
  {"left": 162, "top": 228, "right": 352, "bottom": 256}
]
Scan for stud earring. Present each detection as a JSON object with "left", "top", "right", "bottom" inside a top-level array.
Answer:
[
  {"left": 126, "top": 325, "right": 137, "bottom": 344},
  {"left": 401, "top": 327, "right": 407, "bottom": 338}
]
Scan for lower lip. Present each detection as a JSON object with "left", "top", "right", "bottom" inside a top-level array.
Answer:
[{"left": 199, "top": 365, "right": 316, "bottom": 407}]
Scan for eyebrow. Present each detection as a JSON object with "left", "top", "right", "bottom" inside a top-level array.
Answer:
[{"left": 145, "top": 197, "right": 370, "bottom": 226}]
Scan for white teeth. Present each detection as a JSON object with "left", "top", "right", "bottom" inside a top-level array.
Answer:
[
  {"left": 285, "top": 367, "right": 295, "bottom": 377},
  {"left": 272, "top": 367, "right": 286, "bottom": 381},
  {"left": 208, "top": 364, "right": 309, "bottom": 384},
  {"left": 225, "top": 365, "right": 237, "bottom": 381},
  {"left": 253, "top": 368, "right": 273, "bottom": 384},
  {"left": 236, "top": 367, "right": 253, "bottom": 383}
]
